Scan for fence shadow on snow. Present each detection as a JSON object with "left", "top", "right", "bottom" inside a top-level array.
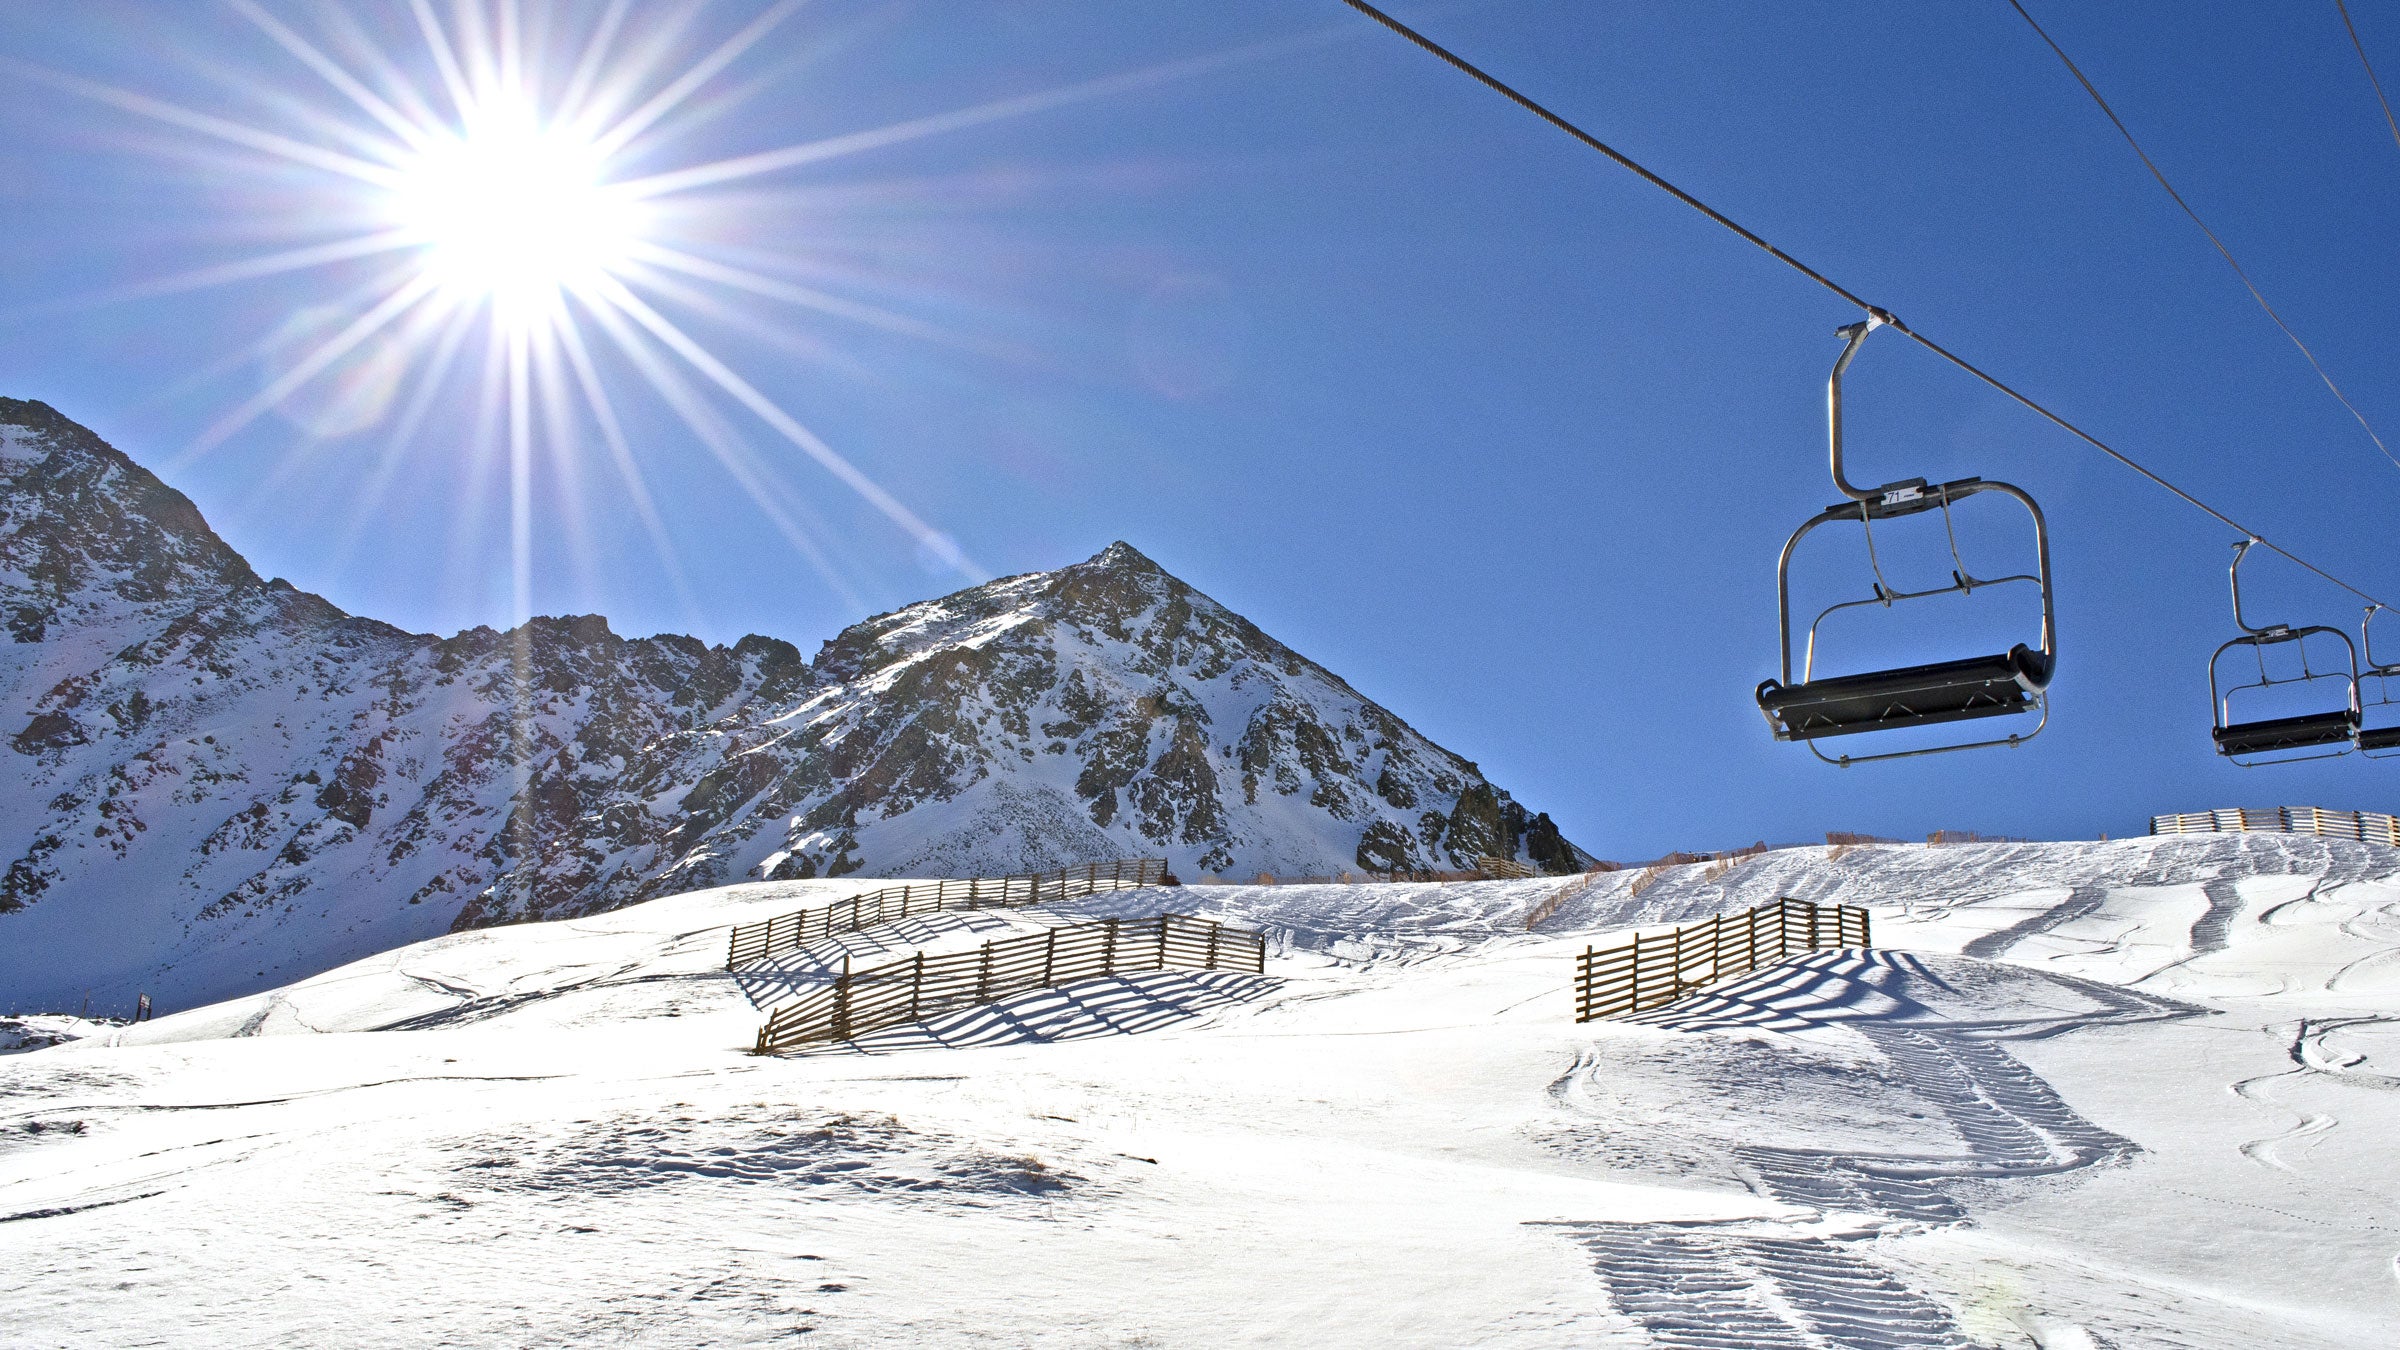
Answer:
[
  {"left": 730, "top": 908, "right": 1023, "bottom": 1010},
  {"left": 753, "top": 912, "right": 1267, "bottom": 1054},
  {"left": 768, "top": 968, "right": 1278, "bottom": 1058}
]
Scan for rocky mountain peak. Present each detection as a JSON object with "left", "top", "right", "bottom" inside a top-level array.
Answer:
[{"left": 0, "top": 403, "right": 1591, "bottom": 1012}]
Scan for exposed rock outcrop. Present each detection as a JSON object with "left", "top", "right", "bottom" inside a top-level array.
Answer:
[{"left": 0, "top": 398, "right": 1589, "bottom": 1009}]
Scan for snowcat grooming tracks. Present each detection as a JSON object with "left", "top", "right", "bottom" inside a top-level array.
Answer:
[
  {"left": 724, "top": 859, "right": 1169, "bottom": 969},
  {"left": 1573, "top": 897, "right": 1871, "bottom": 1022},
  {"left": 750, "top": 912, "right": 1265, "bottom": 1054},
  {"left": 1756, "top": 318, "right": 2056, "bottom": 766}
]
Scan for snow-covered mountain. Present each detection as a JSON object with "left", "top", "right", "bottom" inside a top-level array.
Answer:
[
  {"left": 8, "top": 837, "right": 2397, "bottom": 1345},
  {"left": 0, "top": 398, "right": 1587, "bottom": 1011}
]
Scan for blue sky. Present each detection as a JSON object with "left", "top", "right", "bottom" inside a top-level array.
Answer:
[{"left": 4, "top": 1, "right": 2399, "bottom": 859}]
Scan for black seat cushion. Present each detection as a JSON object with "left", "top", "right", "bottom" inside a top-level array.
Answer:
[
  {"left": 1756, "top": 645, "right": 2050, "bottom": 742},
  {"left": 2213, "top": 710, "right": 2357, "bottom": 758}
]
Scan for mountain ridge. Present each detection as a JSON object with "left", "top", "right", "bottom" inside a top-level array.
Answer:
[{"left": 0, "top": 397, "right": 1588, "bottom": 1010}]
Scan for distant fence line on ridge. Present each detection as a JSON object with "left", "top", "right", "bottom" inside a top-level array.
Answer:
[
  {"left": 2150, "top": 807, "right": 2400, "bottom": 847},
  {"left": 726, "top": 859, "right": 1169, "bottom": 969},
  {"left": 1574, "top": 897, "right": 1871, "bottom": 1023},
  {"left": 752, "top": 911, "right": 1266, "bottom": 1054}
]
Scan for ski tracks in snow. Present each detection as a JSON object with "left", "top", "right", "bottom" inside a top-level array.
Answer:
[
  {"left": 1737, "top": 1022, "right": 2138, "bottom": 1226},
  {"left": 1549, "top": 952, "right": 2175, "bottom": 1346},
  {"left": 1961, "top": 886, "right": 2108, "bottom": 961},
  {"left": 1562, "top": 1223, "right": 1987, "bottom": 1349}
]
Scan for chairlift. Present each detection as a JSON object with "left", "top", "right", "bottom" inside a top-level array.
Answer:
[
  {"left": 1756, "top": 315, "right": 2057, "bottom": 766},
  {"left": 2208, "top": 539, "right": 2359, "bottom": 765},
  {"left": 2355, "top": 604, "right": 2400, "bottom": 756}
]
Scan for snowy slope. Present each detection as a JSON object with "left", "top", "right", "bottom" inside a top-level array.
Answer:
[
  {"left": 0, "top": 399, "right": 1584, "bottom": 1014},
  {"left": 4, "top": 835, "right": 2396, "bottom": 1346}
]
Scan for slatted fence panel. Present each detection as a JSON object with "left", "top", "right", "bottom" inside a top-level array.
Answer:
[
  {"left": 2149, "top": 807, "right": 2400, "bottom": 846},
  {"left": 1573, "top": 897, "right": 1871, "bottom": 1023},
  {"left": 727, "top": 859, "right": 1169, "bottom": 969},
  {"left": 754, "top": 912, "right": 1266, "bottom": 1054}
]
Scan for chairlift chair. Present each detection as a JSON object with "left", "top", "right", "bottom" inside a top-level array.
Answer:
[
  {"left": 1755, "top": 315, "right": 2058, "bottom": 766},
  {"left": 2207, "top": 539, "right": 2359, "bottom": 765},
  {"left": 2355, "top": 604, "right": 2400, "bottom": 756}
]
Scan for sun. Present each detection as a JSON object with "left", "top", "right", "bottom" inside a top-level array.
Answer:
[
  {"left": 22, "top": 0, "right": 1272, "bottom": 592},
  {"left": 387, "top": 95, "right": 641, "bottom": 321}
]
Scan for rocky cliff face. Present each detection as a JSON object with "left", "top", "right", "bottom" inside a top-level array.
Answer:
[{"left": 0, "top": 399, "right": 1587, "bottom": 1010}]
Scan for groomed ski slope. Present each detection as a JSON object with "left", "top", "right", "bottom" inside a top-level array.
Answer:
[{"left": 4, "top": 835, "right": 2398, "bottom": 1347}]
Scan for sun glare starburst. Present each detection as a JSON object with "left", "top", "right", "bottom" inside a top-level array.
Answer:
[
  {"left": 15, "top": 1, "right": 1303, "bottom": 616},
  {"left": 388, "top": 97, "right": 641, "bottom": 320}
]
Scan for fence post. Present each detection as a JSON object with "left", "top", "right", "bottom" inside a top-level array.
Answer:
[
  {"left": 976, "top": 941, "right": 993, "bottom": 1003},
  {"left": 1206, "top": 921, "right": 1221, "bottom": 970},
  {"left": 1043, "top": 928, "right": 1058, "bottom": 984},
  {"left": 1629, "top": 930, "right": 1644, "bottom": 1012},
  {"left": 1156, "top": 914, "right": 1170, "bottom": 970},
  {"left": 1104, "top": 916, "right": 1121, "bottom": 973},
  {"left": 910, "top": 950, "right": 925, "bottom": 1020},
  {"left": 832, "top": 956, "right": 853, "bottom": 1041},
  {"left": 1807, "top": 901, "right": 1821, "bottom": 952},
  {"left": 1669, "top": 922, "right": 1684, "bottom": 997}
]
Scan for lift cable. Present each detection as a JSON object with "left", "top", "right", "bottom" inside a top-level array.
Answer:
[
  {"left": 1335, "top": 0, "right": 2397, "bottom": 611},
  {"left": 2334, "top": 0, "right": 2400, "bottom": 154},
  {"left": 2007, "top": 0, "right": 2400, "bottom": 477}
]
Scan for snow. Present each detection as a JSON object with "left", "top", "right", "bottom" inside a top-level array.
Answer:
[
  {"left": 0, "top": 425, "right": 45, "bottom": 468},
  {"left": 3, "top": 835, "right": 2397, "bottom": 1345}
]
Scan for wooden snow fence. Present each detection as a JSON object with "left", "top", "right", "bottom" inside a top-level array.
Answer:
[
  {"left": 751, "top": 912, "right": 1266, "bottom": 1054},
  {"left": 725, "top": 859, "right": 1169, "bottom": 969},
  {"left": 2150, "top": 807, "right": 2400, "bottom": 847},
  {"left": 1475, "top": 855, "right": 1539, "bottom": 880},
  {"left": 1573, "top": 897, "right": 1870, "bottom": 1022}
]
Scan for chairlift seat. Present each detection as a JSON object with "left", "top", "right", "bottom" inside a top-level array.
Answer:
[
  {"left": 2212, "top": 710, "right": 2357, "bottom": 759},
  {"left": 1756, "top": 645, "right": 2053, "bottom": 742},
  {"left": 2355, "top": 724, "right": 2400, "bottom": 753}
]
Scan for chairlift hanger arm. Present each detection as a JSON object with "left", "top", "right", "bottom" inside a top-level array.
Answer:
[
  {"left": 2365, "top": 604, "right": 2400, "bottom": 675},
  {"left": 2228, "top": 538, "right": 2284, "bottom": 637},
  {"left": 1828, "top": 316, "right": 1884, "bottom": 502}
]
